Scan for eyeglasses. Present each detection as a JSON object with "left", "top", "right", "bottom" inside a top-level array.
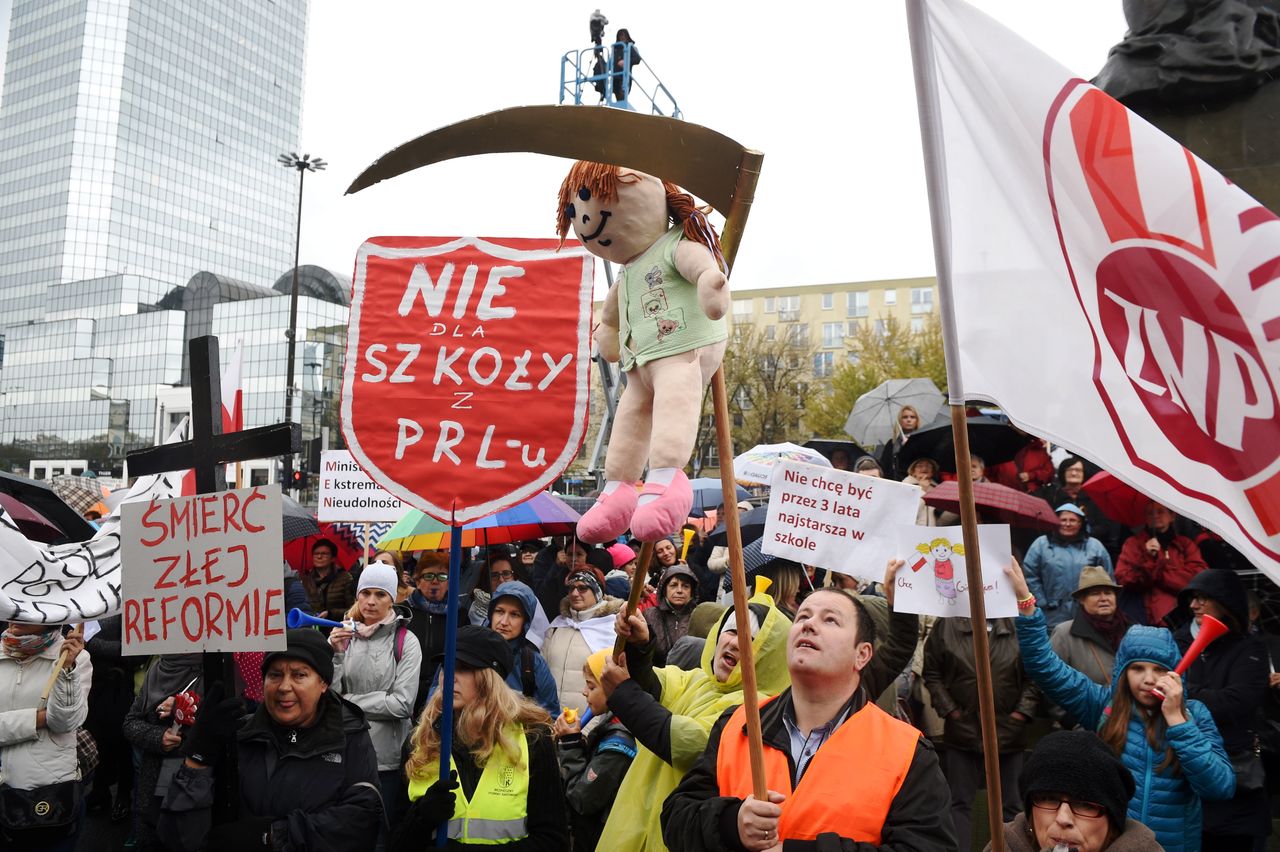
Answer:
[
  {"left": 1030, "top": 793, "right": 1106, "bottom": 819},
  {"left": 417, "top": 572, "right": 449, "bottom": 583},
  {"left": 489, "top": 570, "right": 515, "bottom": 581},
  {"left": 569, "top": 585, "right": 593, "bottom": 594}
]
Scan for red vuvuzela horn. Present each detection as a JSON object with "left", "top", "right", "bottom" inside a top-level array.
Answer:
[{"left": 1152, "top": 614, "right": 1229, "bottom": 700}]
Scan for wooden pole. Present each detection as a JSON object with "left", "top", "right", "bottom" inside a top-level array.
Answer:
[
  {"left": 364, "top": 522, "right": 372, "bottom": 564},
  {"left": 949, "top": 404, "right": 1005, "bottom": 847},
  {"left": 40, "top": 640, "right": 74, "bottom": 703},
  {"left": 613, "top": 541, "right": 655, "bottom": 658},
  {"left": 712, "top": 371, "right": 769, "bottom": 799},
  {"left": 705, "top": 146, "right": 770, "bottom": 798}
]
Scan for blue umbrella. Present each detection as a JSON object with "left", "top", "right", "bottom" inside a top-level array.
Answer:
[
  {"left": 707, "top": 505, "right": 769, "bottom": 546},
  {"left": 689, "top": 478, "right": 750, "bottom": 515}
]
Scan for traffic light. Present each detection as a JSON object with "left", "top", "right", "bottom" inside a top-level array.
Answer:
[{"left": 290, "top": 468, "right": 308, "bottom": 489}]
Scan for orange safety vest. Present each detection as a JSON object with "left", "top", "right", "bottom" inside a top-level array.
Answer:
[{"left": 716, "top": 696, "right": 919, "bottom": 843}]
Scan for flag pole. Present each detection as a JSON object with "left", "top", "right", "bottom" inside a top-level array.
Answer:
[
  {"left": 906, "top": 1, "right": 1005, "bottom": 849},
  {"left": 436, "top": 521, "right": 463, "bottom": 847}
]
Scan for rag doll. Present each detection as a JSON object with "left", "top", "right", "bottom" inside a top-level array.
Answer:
[{"left": 556, "top": 161, "right": 729, "bottom": 542}]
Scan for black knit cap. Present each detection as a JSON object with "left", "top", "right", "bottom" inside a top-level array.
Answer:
[
  {"left": 433, "top": 624, "right": 513, "bottom": 679},
  {"left": 1020, "top": 730, "right": 1135, "bottom": 830},
  {"left": 262, "top": 628, "right": 335, "bottom": 684}
]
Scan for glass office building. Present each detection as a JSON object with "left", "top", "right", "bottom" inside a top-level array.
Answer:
[{"left": 0, "top": 0, "right": 319, "bottom": 470}]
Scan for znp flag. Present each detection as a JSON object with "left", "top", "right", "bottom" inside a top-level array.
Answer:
[{"left": 908, "top": 0, "right": 1280, "bottom": 573}]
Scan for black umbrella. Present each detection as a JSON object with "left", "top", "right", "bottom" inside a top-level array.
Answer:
[
  {"left": 802, "top": 439, "right": 867, "bottom": 469},
  {"left": 897, "top": 415, "right": 1027, "bottom": 474},
  {"left": 280, "top": 494, "right": 321, "bottom": 542},
  {"left": 0, "top": 471, "right": 96, "bottom": 543},
  {"left": 707, "top": 505, "right": 770, "bottom": 546}
]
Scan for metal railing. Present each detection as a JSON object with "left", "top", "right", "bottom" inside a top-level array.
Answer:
[{"left": 559, "top": 42, "right": 682, "bottom": 118}]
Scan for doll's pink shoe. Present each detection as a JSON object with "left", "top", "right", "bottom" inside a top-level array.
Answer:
[
  {"left": 629, "top": 470, "right": 693, "bottom": 542},
  {"left": 576, "top": 485, "right": 638, "bottom": 544}
]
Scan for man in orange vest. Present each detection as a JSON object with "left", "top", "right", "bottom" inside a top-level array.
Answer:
[{"left": 660, "top": 588, "right": 956, "bottom": 851}]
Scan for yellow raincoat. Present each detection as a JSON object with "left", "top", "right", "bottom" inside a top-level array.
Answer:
[{"left": 599, "top": 589, "right": 792, "bottom": 852}]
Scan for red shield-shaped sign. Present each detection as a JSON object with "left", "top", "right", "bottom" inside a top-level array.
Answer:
[{"left": 342, "top": 237, "right": 593, "bottom": 524}]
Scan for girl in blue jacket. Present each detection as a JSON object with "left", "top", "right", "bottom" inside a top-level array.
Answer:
[{"left": 1008, "top": 560, "right": 1233, "bottom": 852}]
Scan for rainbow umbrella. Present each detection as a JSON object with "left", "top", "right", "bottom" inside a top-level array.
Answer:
[
  {"left": 378, "top": 491, "right": 580, "bottom": 551},
  {"left": 732, "top": 442, "right": 832, "bottom": 486}
]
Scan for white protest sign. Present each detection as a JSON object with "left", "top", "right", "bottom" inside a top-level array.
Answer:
[
  {"left": 318, "top": 450, "right": 410, "bottom": 523},
  {"left": 121, "top": 484, "right": 286, "bottom": 654},
  {"left": 762, "top": 461, "right": 921, "bottom": 582},
  {"left": 892, "top": 524, "right": 1016, "bottom": 619}
]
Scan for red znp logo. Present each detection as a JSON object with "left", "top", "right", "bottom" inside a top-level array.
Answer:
[{"left": 1045, "top": 83, "right": 1280, "bottom": 540}]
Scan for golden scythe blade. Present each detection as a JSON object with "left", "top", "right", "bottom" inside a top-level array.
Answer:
[{"left": 345, "top": 104, "right": 754, "bottom": 218}]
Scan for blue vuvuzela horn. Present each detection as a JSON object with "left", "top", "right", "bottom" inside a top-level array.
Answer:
[{"left": 286, "top": 608, "right": 346, "bottom": 630}]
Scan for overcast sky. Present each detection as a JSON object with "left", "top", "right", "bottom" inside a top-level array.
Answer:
[
  {"left": 294, "top": 1, "right": 1128, "bottom": 293},
  {"left": 0, "top": 1, "right": 1128, "bottom": 294}
]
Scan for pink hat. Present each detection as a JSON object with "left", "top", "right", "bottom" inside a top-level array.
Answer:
[{"left": 607, "top": 543, "right": 637, "bottom": 570}]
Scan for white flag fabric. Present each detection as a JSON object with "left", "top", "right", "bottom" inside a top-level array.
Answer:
[
  {"left": 908, "top": 0, "right": 1280, "bottom": 574},
  {"left": 0, "top": 419, "right": 192, "bottom": 624}
]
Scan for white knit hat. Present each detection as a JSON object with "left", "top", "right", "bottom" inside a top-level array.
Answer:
[{"left": 357, "top": 562, "right": 398, "bottom": 598}]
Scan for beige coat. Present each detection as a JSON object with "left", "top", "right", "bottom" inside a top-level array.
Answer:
[
  {"left": 0, "top": 635, "right": 92, "bottom": 790},
  {"left": 541, "top": 597, "right": 624, "bottom": 715}
]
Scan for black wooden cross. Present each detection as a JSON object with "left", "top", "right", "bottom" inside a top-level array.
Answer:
[{"left": 126, "top": 334, "right": 300, "bottom": 822}]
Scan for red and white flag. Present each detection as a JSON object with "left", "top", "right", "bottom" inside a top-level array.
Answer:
[
  {"left": 221, "top": 338, "right": 244, "bottom": 433},
  {"left": 908, "top": 0, "right": 1280, "bottom": 573}
]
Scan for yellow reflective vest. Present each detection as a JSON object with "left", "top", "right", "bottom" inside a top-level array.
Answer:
[{"left": 408, "top": 727, "right": 529, "bottom": 845}]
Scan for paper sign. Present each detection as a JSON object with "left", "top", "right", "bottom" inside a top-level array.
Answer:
[
  {"left": 121, "top": 484, "right": 286, "bottom": 654},
  {"left": 318, "top": 450, "right": 410, "bottom": 522},
  {"left": 891, "top": 524, "right": 1016, "bottom": 619},
  {"left": 342, "top": 237, "right": 593, "bottom": 525},
  {"left": 762, "top": 461, "right": 921, "bottom": 582}
]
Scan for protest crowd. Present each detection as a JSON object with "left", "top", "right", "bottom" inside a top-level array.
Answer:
[{"left": 1, "top": 433, "right": 1273, "bottom": 852}]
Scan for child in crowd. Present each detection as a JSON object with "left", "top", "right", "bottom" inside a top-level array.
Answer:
[
  {"left": 554, "top": 649, "right": 637, "bottom": 852},
  {"left": 1008, "top": 559, "right": 1233, "bottom": 852}
]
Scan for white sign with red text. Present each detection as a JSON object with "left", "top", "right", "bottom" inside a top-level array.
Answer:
[
  {"left": 121, "top": 485, "right": 285, "bottom": 654},
  {"left": 761, "top": 461, "right": 920, "bottom": 582}
]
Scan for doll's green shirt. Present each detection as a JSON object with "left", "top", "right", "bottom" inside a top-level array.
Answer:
[{"left": 617, "top": 226, "right": 727, "bottom": 371}]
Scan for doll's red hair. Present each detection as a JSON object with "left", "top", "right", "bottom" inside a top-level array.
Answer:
[{"left": 555, "top": 161, "right": 726, "bottom": 271}]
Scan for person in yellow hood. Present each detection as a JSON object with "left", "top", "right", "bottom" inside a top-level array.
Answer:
[{"left": 598, "top": 583, "right": 792, "bottom": 852}]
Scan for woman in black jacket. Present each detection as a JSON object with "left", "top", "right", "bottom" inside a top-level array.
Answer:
[
  {"left": 157, "top": 629, "right": 382, "bottom": 851},
  {"left": 643, "top": 564, "right": 699, "bottom": 666},
  {"left": 1176, "top": 569, "right": 1270, "bottom": 851}
]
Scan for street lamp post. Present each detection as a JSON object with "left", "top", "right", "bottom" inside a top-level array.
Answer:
[{"left": 277, "top": 152, "right": 325, "bottom": 491}]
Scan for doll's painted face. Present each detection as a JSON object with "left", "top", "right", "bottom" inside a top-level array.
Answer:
[{"left": 563, "top": 167, "right": 668, "bottom": 265}]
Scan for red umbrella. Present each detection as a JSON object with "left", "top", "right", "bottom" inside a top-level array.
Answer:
[
  {"left": 284, "top": 524, "right": 364, "bottom": 573},
  {"left": 923, "top": 480, "right": 1060, "bottom": 532},
  {"left": 0, "top": 492, "right": 64, "bottom": 543},
  {"left": 1083, "top": 471, "right": 1152, "bottom": 528}
]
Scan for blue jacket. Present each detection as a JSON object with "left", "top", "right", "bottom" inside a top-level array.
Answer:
[
  {"left": 490, "top": 581, "right": 561, "bottom": 716},
  {"left": 1022, "top": 534, "right": 1113, "bottom": 630},
  {"left": 1016, "top": 607, "right": 1234, "bottom": 852}
]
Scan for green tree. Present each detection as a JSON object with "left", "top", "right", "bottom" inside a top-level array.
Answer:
[
  {"left": 692, "top": 324, "right": 817, "bottom": 469},
  {"left": 805, "top": 315, "right": 948, "bottom": 439}
]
